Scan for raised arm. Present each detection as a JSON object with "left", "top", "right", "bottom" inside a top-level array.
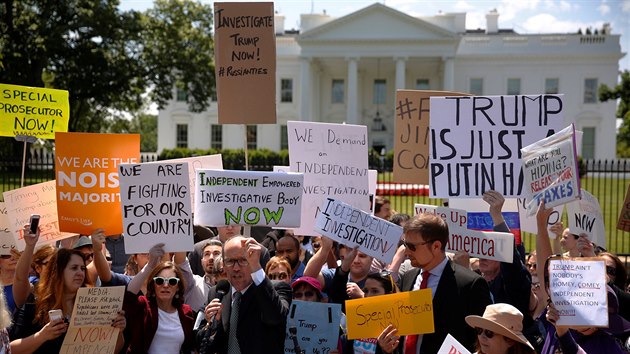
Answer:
[
  {"left": 303, "top": 236, "right": 332, "bottom": 287},
  {"left": 91, "top": 229, "right": 113, "bottom": 283},
  {"left": 13, "top": 225, "right": 39, "bottom": 308},
  {"left": 126, "top": 243, "right": 165, "bottom": 294},
  {"left": 535, "top": 200, "right": 554, "bottom": 290}
]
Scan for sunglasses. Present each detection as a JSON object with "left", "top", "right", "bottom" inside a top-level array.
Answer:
[
  {"left": 606, "top": 266, "right": 617, "bottom": 276},
  {"left": 0, "top": 255, "right": 12, "bottom": 260},
  {"left": 153, "top": 277, "right": 180, "bottom": 286},
  {"left": 402, "top": 239, "right": 429, "bottom": 252},
  {"left": 476, "top": 327, "right": 495, "bottom": 338},
  {"left": 293, "top": 291, "right": 316, "bottom": 298},
  {"left": 379, "top": 270, "right": 395, "bottom": 291},
  {"left": 269, "top": 272, "right": 288, "bottom": 280},
  {"left": 312, "top": 242, "right": 321, "bottom": 249},
  {"left": 526, "top": 262, "right": 537, "bottom": 270}
]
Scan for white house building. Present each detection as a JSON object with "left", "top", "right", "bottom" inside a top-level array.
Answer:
[{"left": 157, "top": 3, "right": 624, "bottom": 160}]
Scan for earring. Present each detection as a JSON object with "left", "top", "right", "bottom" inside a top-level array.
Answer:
[{"left": 175, "top": 294, "right": 180, "bottom": 299}]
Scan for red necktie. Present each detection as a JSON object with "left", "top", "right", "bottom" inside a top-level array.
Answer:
[{"left": 404, "top": 271, "right": 430, "bottom": 354}]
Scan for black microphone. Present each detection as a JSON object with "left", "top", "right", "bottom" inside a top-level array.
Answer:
[
  {"left": 210, "top": 280, "right": 231, "bottom": 328},
  {"left": 289, "top": 326, "right": 305, "bottom": 354}
]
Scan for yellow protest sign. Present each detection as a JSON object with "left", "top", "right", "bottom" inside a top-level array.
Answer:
[
  {"left": 345, "top": 289, "right": 434, "bottom": 340},
  {"left": 0, "top": 83, "right": 69, "bottom": 139}
]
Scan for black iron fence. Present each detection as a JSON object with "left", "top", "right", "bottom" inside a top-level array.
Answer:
[{"left": 2, "top": 152, "right": 629, "bottom": 258}]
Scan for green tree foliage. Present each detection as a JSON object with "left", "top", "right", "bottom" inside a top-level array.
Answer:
[
  {"left": 106, "top": 113, "right": 157, "bottom": 152},
  {"left": 0, "top": 0, "right": 214, "bottom": 156},
  {"left": 600, "top": 70, "right": 630, "bottom": 157}
]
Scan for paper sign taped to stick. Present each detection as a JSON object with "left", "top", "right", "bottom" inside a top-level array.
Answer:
[
  {"left": 415, "top": 204, "right": 514, "bottom": 262},
  {"left": 548, "top": 258, "right": 607, "bottom": 327},
  {"left": 566, "top": 189, "right": 606, "bottom": 248},
  {"left": 346, "top": 289, "right": 434, "bottom": 339},
  {"left": 0, "top": 202, "right": 16, "bottom": 255},
  {"left": 315, "top": 198, "right": 402, "bottom": 263},
  {"left": 288, "top": 121, "right": 370, "bottom": 236},
  {"left": 284, "top": 300, "right": 341, "bottom": 354},
  {"left": 119, "top": 162, "right": 194, "bottom": 253},
  {"left": 449, "top": 198, "right": 522, "bottom": 245},
  {"left": 60, "top": 286, "right": 125, "bottom": 354},
  {"left": 517, "top": 198, "right": 563, "bottom": 237},
  {"left": 394, "top": 90, "right": 470, "bottom": 184},
  {"left": 429, "top": 94, "right": 564, "bottom": 198},
  {"left": 194, "top": 169, "right": 303, "bottom": 227},
  {"left": 214, "top": 2, "right": 276, "bottom": 124},
  {"left": 55, "top": 132, "right": 140, "bottom": 235},
  {"left": 0, "top": 83, "right": 69, "bottom": 139},
  {"left": 3, "top": 181, "right": 76, "bottom": 249},
  {"left": 522, "top": 124, "right": 580, "bottom": 216},
  {"left": 617, "top": 184, "right": 630, "bottom": 232},
  {"left": 150, "top": 154, "right": 222, "bottom": 208},
  {"left": 438, "top": 334, "right": 472, "bottom": 354}
]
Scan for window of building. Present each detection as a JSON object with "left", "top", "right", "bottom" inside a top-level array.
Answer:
[
  {"left": 281, "top": 79, "right": 293, "bottom": 103},
  {"left": 373, "top": 79, "right": 386, "bottom": 105},
  {"left": 211, "top": 125, "right": 222, "bottom": 149},
  {"left": 176, "top": 88, "right": 187, "bottom": 102},
  {"left": 470, "top": 78, "right": 483, "bottom": 95},
  {"left": 584, "top": 78, "right": 598, "bottom": 104},
  {"left": 416, "top": 79, "right": 430, "bottom": 90},
  {"left": 280, "top": 125, "right": 288, "bottom": 150},
  {"left": 507, "top": 78, "right": 521, "bottom": 95},
  {"left": 247, "top": 125, "right": 257, "bottom": 150},
  {"left": 211, "top": 85, "right": 218, "bottom": 102},
  {"left": 332, "top": 79, "right": 345, "bottom": 104},
  {"left": 545, "top": 78, "right": 559, "bottom": 94},
  {"left": 176, "top": 124, "right": 188, "bottom": 148},
  {"left": 582, "top": 127, "right": 596, "bottom": 159}
]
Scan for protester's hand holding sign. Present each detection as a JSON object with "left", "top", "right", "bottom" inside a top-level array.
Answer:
[
  {"left": 550, "top": 222, "right": 564, "bottom": 238},
  {"left": 147, "top": 243, "right": 166, "bottom": 269},
  {"left": 546, "top": 301, "right": 571, "bottom": 337},
  {"left": 376, "top": 324, "right": 400, "bottom": 354},
  {"left": 483, "top": 190, "right": 506, "bottom": 225},
  {"left": 576, "top": 236, "right": 595, "bottom": 257}
]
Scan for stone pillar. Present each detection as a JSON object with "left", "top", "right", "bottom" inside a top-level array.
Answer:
[
  {"left": 300, "top": 57, "right": 312, "bottom": 121},
  {"left": 347, "top": 57, "right": 359, "bottom": 125}
]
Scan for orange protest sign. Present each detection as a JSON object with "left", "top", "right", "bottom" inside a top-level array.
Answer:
[
  {"left": 345, "top": 289, "right": 434, "bottom": 340},
  {"left": 618, "top": 184, "right": 630, "bottom": 232},
  {"left": 55, "top": 132, "right": 140, "bottom": 235},
  {"left": 214, "top": 2, "right": 276, "bottom": 124},
  {"left": 394, "top": 90, "right": 470, "bottom": 184}
]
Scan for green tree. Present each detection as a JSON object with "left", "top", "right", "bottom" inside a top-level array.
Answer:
[
  {"left": 0, "top": 0, "right": 214, "bottom": 156},
  {"left": 106, "top": 113, "right": 157, "bottom": 152},
  {"left": 600, "top": 70, "right": 630, "bottom": 157}
]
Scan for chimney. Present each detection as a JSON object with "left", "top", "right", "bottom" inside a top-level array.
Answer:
[
  {"left": 274, "top": 13, "right": 285, "bottom": 35},
  {"left": 486, "top": 9, "right": 499, "bottom": 34}
]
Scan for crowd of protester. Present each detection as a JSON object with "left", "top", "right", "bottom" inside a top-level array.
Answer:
[{"left": 0, "top": 193, "right": 629, "bottom": 353}]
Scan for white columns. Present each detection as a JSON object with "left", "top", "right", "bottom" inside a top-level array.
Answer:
[
  {"left": 443, "top": 57, "right": 454, "bottom": 91},
  {"left": 395, "top": 57, "right": 407, "bottom": 90},
  {"left": 300, "top": 57, "right": 312, "bottom": 121},
  {"left": 346, "top": 57, "right": 359, "bottom": 125}
]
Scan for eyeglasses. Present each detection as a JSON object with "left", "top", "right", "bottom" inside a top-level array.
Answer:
[
  {"left": 526, "top": 262, "right": 537, "bottom": 270},
  {"left": 224, "top": 258, "right": 249, "bottom": 268},
  {"left": 606, "top": 266, "right": 617, "bottom": 276},
  {"left": 212, "top": 268, "right": 225, "bottom": 275},
  {"left": 83, "top": 253, "right": 94, "bottom": 259},
  {"left": 402, "top": 239, "right": 430, "bottom": 252},
  {"left": 475, "top": 327, "right": 495, "bottom": 338},
  {"left": 293, "top": 291, "right": 316, "bottom": 299},
  {"left": 269, "top": 272, "right": 289, "bottom": 280},
  {"left": 153, "top": 277, "right": 180, "bottom": 286},
  {"left": 0, "top": 255, "right": 12, "bottom": 260}
]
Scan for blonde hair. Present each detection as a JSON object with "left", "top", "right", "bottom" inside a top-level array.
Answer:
[{"left": 0, "top": 283, "right": 13, "bottom": 329}]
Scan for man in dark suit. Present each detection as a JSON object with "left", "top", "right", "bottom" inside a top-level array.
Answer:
[
  {"left": 197, "top": 235, "right": 291, "bottom": 354},
  {"left": 398, "top": 213, "right": 492, "bottom": 354}
]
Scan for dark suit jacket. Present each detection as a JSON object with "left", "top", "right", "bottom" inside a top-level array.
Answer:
[
  {"left": 199, "top": 279, "right": 292, "bottom": 354},
  {"left": 400, "top": 259, "right": 491, "bottom": 354}
]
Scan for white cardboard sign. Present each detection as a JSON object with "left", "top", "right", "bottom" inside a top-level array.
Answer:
[
  {"left": 0, "top": 202, "right": 16, "bottom": 255},
  {"left": 437, "top": 334, "right": 472, "bottom": 354},
  {"left": 414, "top": 204, "right": 514, "bottom": 262},
  {"left": 566, "top": 189, "right": 606, "bottom": 248},
  {"left": 548, "top": 259, "right": 607, "bottom": 327},
  {"left": 315, "top": 198, "right": 402, "bottom": 263},
  {"left": 119, "top": 162, "right": 193, "bottom": 253},
  {"left": 194, "top": 169, "right": 304, "bottom": 228},
  {"left": 3, "top": 181, "right": 76, "bottom": 249},
  {"left": 288, "top": 121, "right": 370, "bottom": 236},
  {"left": 429, "top": 94, "right": 564, "bottom": 198}
]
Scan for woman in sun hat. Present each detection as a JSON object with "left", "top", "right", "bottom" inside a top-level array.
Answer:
[{"left": 465, "top": 303, "right": 536, "bottom": 354}]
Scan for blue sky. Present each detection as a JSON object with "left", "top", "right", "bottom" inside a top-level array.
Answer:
[{"left": 120, "top": 0, "right": 629, "bottom": 71}]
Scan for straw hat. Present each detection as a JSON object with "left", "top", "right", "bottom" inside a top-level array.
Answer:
[{"left": 465, "top": 303, "right": 534, "bottom": 351}]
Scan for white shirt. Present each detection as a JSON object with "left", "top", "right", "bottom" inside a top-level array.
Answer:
[
  {"left": 147, "top": 308, "right": 185, "bottom": 354},
  {"left": 409, "top": 256, "right": 449, "bottom": 354}
]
